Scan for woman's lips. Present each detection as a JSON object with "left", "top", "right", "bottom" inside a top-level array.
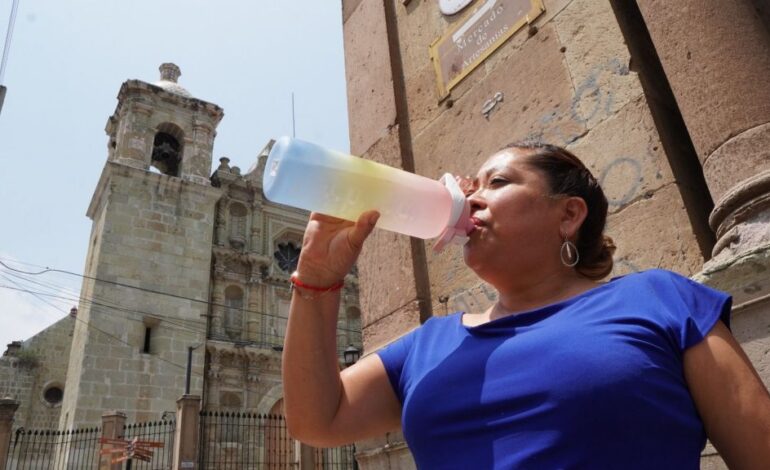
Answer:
[{"left": 468, "top": 216, "right": 485, "bottom": 235}]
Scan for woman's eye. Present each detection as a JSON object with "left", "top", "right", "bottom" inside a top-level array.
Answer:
[{"left": 489, "top": 177, "right": 507, "bottom": 185}]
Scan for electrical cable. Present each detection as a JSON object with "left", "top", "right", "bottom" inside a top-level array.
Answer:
[
  {"left": 0, "top": 258, "right": 359, "bottom": 333},
  {"left": 0, "top": 271, "right": 207, "bottom": 335},
  {"left": 1, "top": 269, "right": 207, "bottom": 329}
]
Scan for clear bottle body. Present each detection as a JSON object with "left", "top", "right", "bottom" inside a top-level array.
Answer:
[{"left": 263, "top": 137, "right": 453, "bottom": 239}]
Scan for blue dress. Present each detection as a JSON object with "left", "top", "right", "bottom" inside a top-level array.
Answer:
[{"left": 377, "top": 269, "right": 732, "bottom": 469}]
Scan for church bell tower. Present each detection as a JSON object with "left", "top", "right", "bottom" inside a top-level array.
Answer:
[{"left": 60, "top": 64, "right": 224, "bottom": 428}]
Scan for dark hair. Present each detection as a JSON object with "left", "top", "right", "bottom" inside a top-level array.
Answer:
[{"left": 504, "top": 141, "right": 616, "bottom": 280}]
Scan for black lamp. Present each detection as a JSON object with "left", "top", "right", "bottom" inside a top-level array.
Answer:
[{"left": 343, "top": 345, "right": 361, "bottom": 367}]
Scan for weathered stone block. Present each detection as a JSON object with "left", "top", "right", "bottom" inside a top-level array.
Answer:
[
  {"left": 637, "top": 0, "right": 770, "bottom": 160},
  {"left": 357, "top": 128, "right": 422, "bottom": 327},
  {"left": 362, "top": 301, "right": 421, "bottom": 354},
  {"left": 552, "top": 0, "right": 642, "bottom": 129},
  {"left": 344, "top": 0, "right": 397, "bottom": 155},
  {"left": 358, "top": 227, "right": 417, "bottom": 327},
  {"left": 607, "top": 183, "right": 704, "bottom": 277},
  {"left": 412, "top": 24, "right": 581, "bottom": 186},
  {"left": 567, "top": 96, "right": 672, "bottom": 214}
]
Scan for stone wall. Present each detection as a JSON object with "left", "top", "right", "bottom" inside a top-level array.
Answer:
[
  {"left": 0, "top": 315, "right": 74, "bottom": 429},
  {"left": 342, "top": 1, "right": 770, "bottom": 468},
  {"left": 203, "top": 147, "right": 363, "bottom": 414},
  {"left": 59, "top": 164, "right": 219, "bottom": 428}
]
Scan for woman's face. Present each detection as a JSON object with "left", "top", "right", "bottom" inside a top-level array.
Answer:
[{"left": 462, "top": 148, "right": 565, "bottom": 279}]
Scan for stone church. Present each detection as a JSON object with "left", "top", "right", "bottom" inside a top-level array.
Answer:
[{"left": 0, "top": 63, "right": 362, "bottom": 431}]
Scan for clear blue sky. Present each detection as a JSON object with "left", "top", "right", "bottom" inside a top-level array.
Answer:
[{"left": 0, "top": 0, "right": 350, "bottom": 349}]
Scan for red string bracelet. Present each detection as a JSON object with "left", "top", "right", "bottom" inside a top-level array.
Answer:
[{"left": 290, "top": 272, "right": 344, "bottom": 293}]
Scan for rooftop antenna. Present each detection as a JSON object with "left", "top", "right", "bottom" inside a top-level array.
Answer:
[
  {"left": 291, "top": 92, "right": 296, "bottom": 138},
  {"left": 0, "top": 0, "right": 20, "bottom": 114}
]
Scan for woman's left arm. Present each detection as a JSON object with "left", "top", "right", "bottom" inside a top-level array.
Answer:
[{"left": 684, "top": 321, "right": 770, "bottom": 468}]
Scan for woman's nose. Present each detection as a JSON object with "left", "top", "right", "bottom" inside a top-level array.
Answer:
[{"left": 467, "top": 188, "right": 486, "bottom": 212}]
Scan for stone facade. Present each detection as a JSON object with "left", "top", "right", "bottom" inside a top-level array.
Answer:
[
  {"left": 0, "top": 314, "right": 73, "bottom": 429},
  {"left": 341, "top": 1, "right": 770, "bottom": 468},
  {"left": 203, "top": 146, "right": 362, "bottom": 414},
  {"left": 1, "top": 64, "right": 362, "bottom": 439}
]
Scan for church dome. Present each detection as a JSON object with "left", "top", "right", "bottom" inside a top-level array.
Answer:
[{"left": 153, "top": 63, "right": 193, "bottom": 98}]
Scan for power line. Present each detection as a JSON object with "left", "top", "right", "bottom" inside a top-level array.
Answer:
[
  {"left": 1, "top": 269, "right": 206, "bottom": 329},
  {"left": 0, "top": 258, "right": 350, "bottom": 327},
  {"left": 0, "top": 258, "right": 359, "bottom": 333},
  {"left": 0, "top": 281, "right": 207, "bottom": 338},
  {"left": 2, "top": 275, "right": 193, "bottom": 364}
]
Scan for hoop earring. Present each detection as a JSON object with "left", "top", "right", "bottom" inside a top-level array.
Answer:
[{"left": 560, "top": 236, "right": 579, "bottom": 268}]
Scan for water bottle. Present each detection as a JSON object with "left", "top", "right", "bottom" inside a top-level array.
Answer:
[{"left": 262, "top": 137, "right": 471, "bottom": 251}]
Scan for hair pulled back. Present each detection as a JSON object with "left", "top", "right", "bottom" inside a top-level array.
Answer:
[{"left": 504, "top": 141, "right": 616, "bottom": 280}]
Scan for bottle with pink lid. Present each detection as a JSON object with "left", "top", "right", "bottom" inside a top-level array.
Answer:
[{"left": 262, "top": 137, "right": 471, "bottom": 251}]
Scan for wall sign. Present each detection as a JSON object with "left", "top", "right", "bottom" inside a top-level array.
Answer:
[{"left": 429, "top": 0, "right": 545, "bottom": 100}]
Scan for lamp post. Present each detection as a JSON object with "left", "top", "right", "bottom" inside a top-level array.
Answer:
[
  {"left": 185, "top": 343, "right": 203, "bottom": 395},
  {"left": 342, "top": 345, "right": 361, "bottom": 470},
  {"left": 343, "top": 345, "right": 360, "bottom": 368}
]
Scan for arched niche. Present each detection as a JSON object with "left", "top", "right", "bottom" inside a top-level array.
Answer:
[
  {"left": 151, "top": 122, "right": 185, "bottom": 177},
  {"left": 224, "top": 285, "right": 244, "bottom": 340}
]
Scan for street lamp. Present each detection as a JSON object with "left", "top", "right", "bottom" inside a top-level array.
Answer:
[{"left": 343, "top": 345, "right": 360, "bottom": 367}]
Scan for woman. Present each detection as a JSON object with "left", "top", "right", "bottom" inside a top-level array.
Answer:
[{"left": 282, "top": 142, "right": 770, "bottom": 469}]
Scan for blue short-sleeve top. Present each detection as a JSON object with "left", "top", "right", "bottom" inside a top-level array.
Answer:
[{"left": 376, "top": 269, "right": 732, "bottom": 469}]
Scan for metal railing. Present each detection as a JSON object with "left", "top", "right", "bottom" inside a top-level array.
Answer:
[
  {"left": 198, "top": 411, "right": 356, "bottom": 469},
  {"left": 120, "top": 419, "right": 176, "bottom": 469},
  {"left": 4, "top": 426, "right": 101, "bottom": 469}
]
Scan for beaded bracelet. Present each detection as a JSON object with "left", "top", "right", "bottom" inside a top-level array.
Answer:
[{"left": 290, "top": 271, "right": 345, "bottom": 300}]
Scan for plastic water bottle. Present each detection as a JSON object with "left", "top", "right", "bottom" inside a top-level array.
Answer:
[{"left": 262, "top": 137, "right": 471, "bottom": 251}]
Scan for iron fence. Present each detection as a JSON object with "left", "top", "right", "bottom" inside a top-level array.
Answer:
[
  {"left": 198, "top": 411, "right": 356, "bottom": 469},
  {"left": 119, "top": 419, "right": 176, "bottom": 469},
  {"left": 4, "top": 426, "right": 101, "bottom": 470}
]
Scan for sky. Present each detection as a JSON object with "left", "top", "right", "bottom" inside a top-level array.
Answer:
[{"left": 0, "top": 0, "right": 351, "bottom": 350}]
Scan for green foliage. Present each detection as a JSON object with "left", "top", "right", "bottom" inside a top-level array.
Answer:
[{"left": 14, "top": 348, "right": 40, "bottom": 369}]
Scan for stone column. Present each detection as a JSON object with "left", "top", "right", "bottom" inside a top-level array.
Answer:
[
  {"left": 210, "top": 279, "right": 225, "bottom": 339},
  {"left": 299, "top": 443, "right": 316, "bottom": 470},
  {"left": 172, "top": 395, "right": 201, "bottom": 470},
  {"left": 0, "top": 399, "right": 19, "bottom": 468},
  {"left": 100, "top": 411, "right": 126, "bottom": 470},
  {"left": 113, "top": 101, "right": 154, "bottom": 169},
  {"left": 637, "top": 4, "right": 770, "bottom": 468},
  {"left": 250, "top": 202, "right": 263, "bottom": 253},
  {"left": 342, "top": 1, "right": 428, "bottom": 467},
  {"left": 215, "top": 197, "right": 229, "bottom": 247},
  {"left": 637, "top": 0, "right": 770, "bottom": 299},
  {"left": 206, "top": 347, "right": 222, "bottom": 408},
  {"left": 246, "top": 281, "right": 262, "bottom": 343}
]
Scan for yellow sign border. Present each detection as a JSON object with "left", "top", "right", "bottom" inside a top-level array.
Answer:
[{"left": 429, "top": 0, "right": 546, "bottom": 100}]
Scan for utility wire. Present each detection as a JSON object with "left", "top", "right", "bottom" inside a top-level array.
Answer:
[
  {"left": 0, "top": 259, "right": 334, "bottom": 325},
  {"left": 0, "top": 285, "right": 281, "bottom": 397},
  {"left": 1, "top": 268, "right": 206, "bottom": 329},
  {"left": 2, "top": 274, "right": 208, "bottom": 381},
  {"left": 0, "top": 257, "right": 362, "bottom": 337},
  {"left": 0, "top": 281, "right": 206, "bottom": 337}
]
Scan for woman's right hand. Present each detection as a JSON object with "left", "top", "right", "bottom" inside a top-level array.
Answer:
[{"left": 294, "top": 210, "right": 380, "bottom": 287}]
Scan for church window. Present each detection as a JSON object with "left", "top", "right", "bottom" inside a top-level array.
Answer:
[
  {"left": 274, "top": 241, "right": 301, "bottom": 273},
  {"left": 224, "top": 286, "right": 244, "bottom": 341},
  {"left": 151, "top": 132, "right": 182, "bottom": 176},
  {"left": 42, "top": 382, "right": 64, "bottom": 407},
  {"left": 143, "top": 327, "right": 153, "bottom": 354}
]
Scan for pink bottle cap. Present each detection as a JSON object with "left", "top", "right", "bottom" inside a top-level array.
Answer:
[{"left": 433, "top": 173, "right": 472, "bottom": 253}]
